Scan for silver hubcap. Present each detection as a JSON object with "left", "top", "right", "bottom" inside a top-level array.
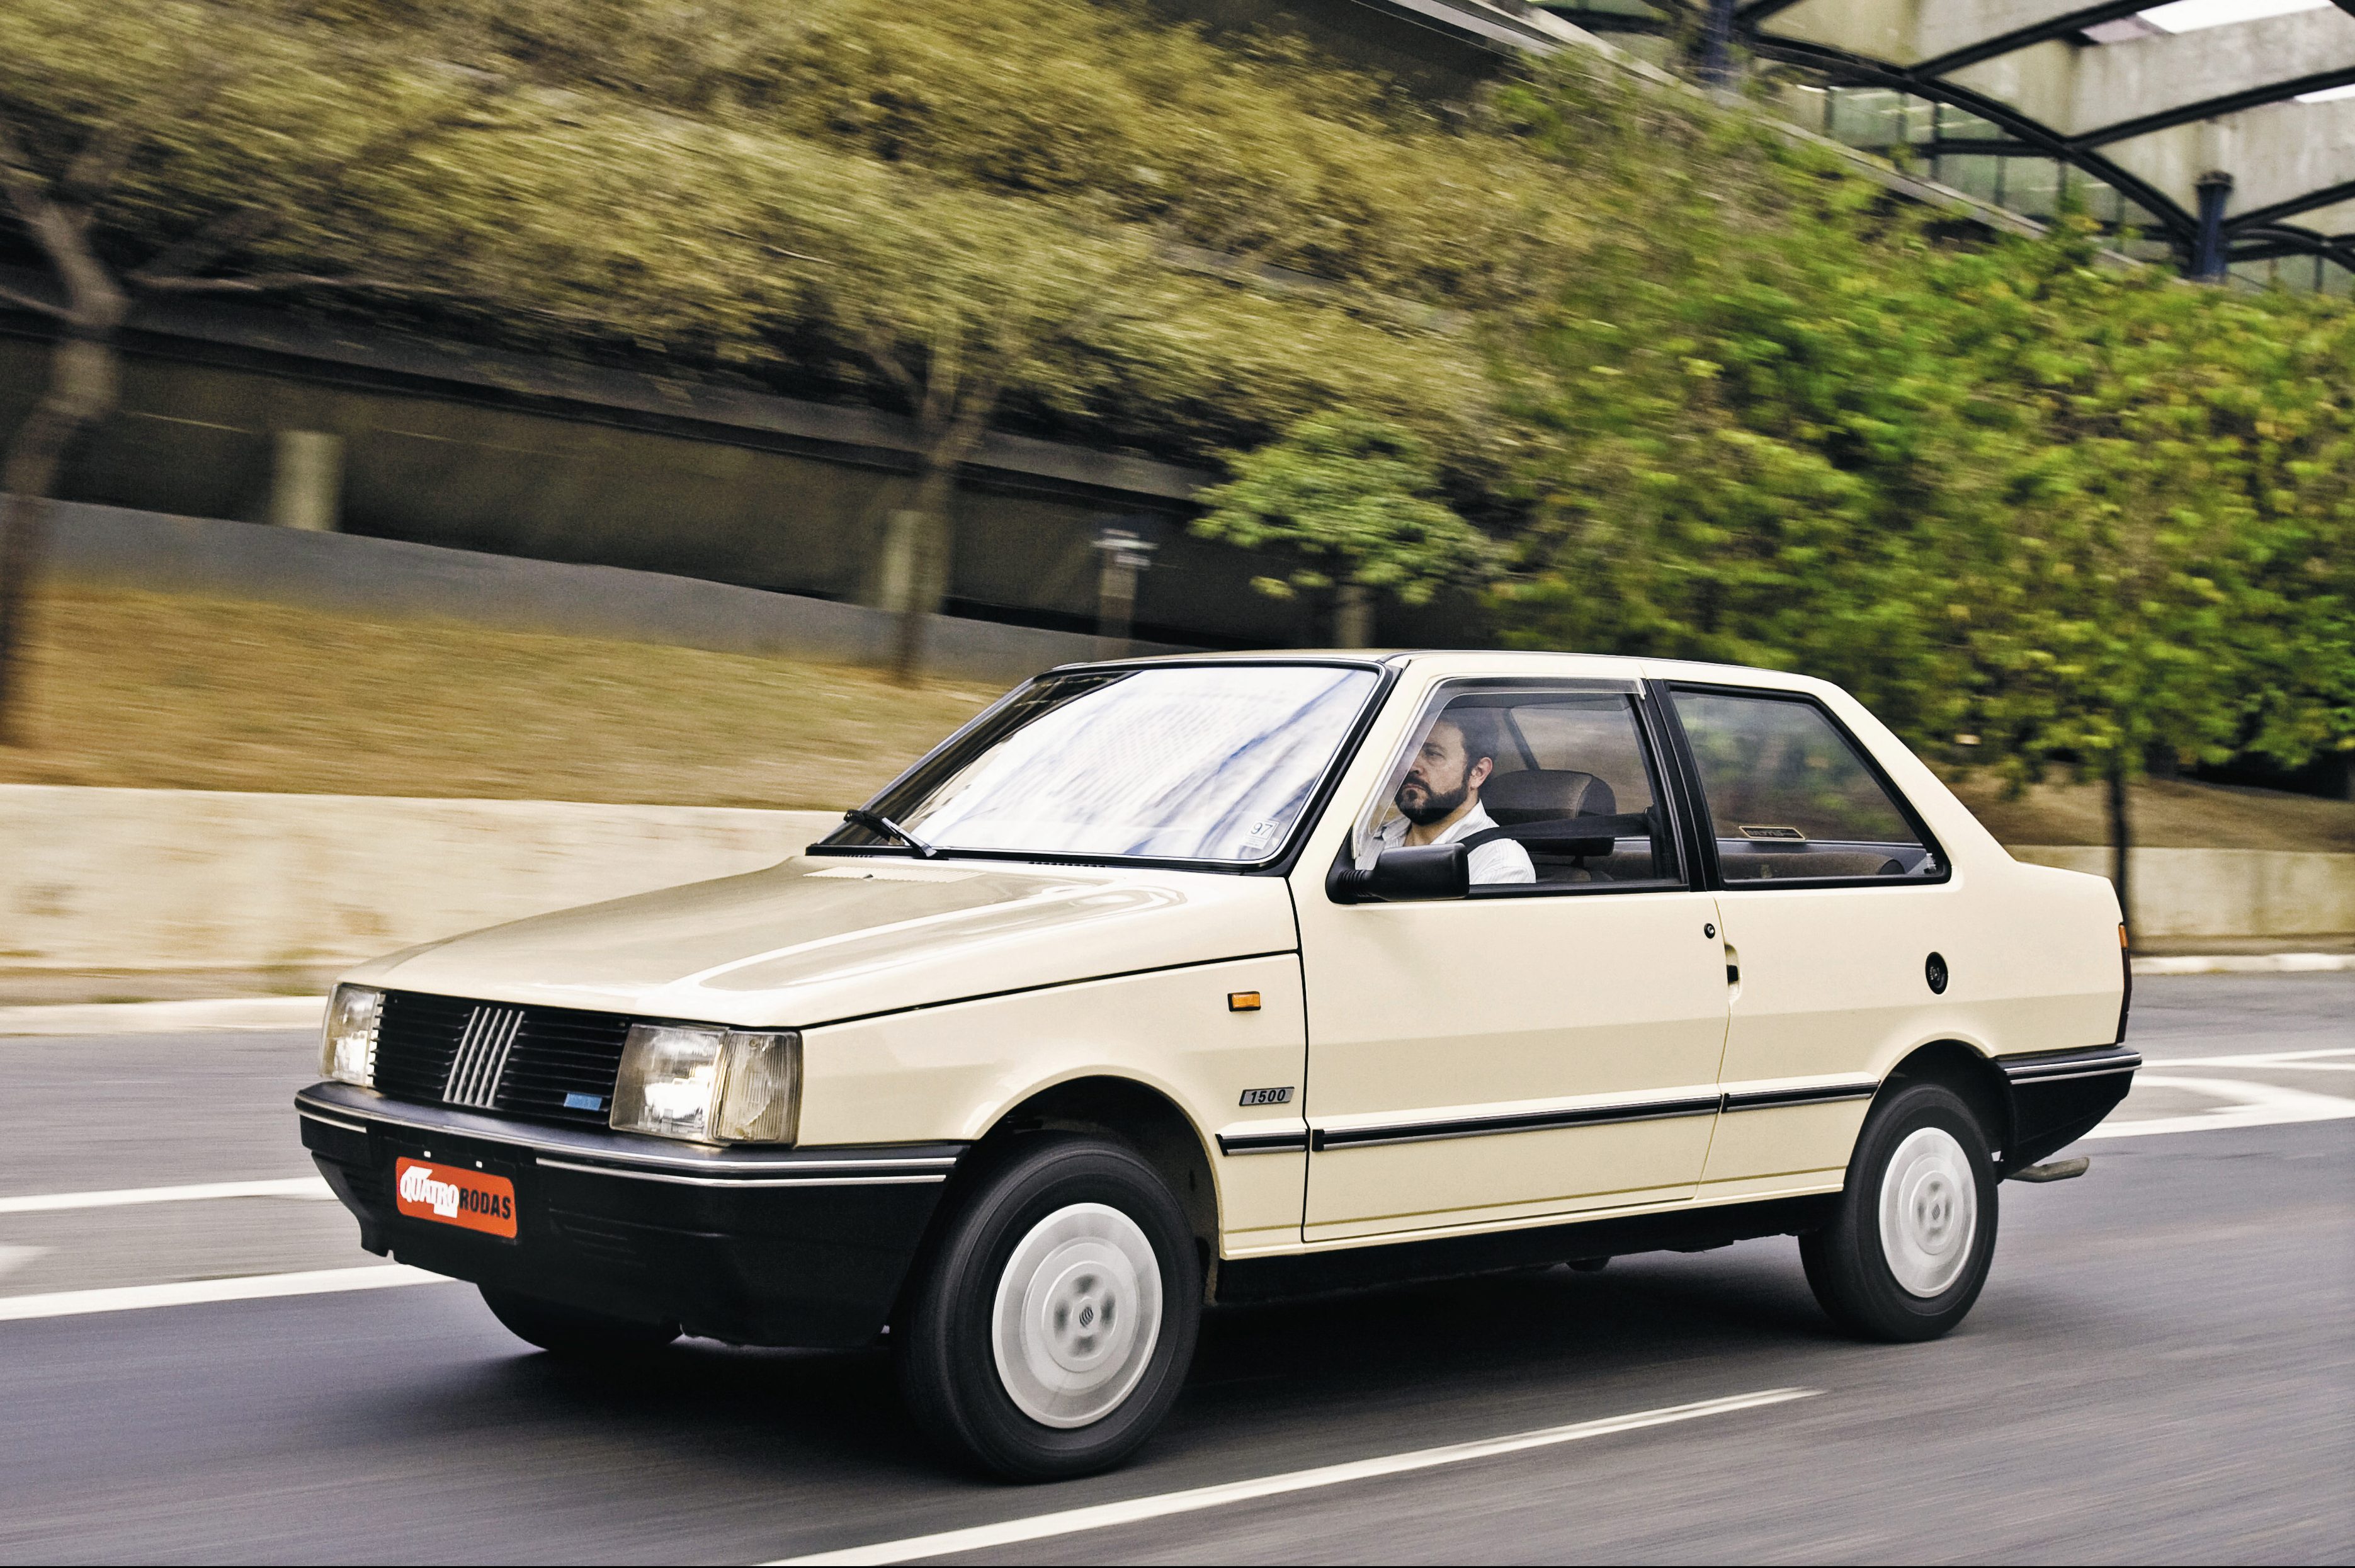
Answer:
[
  {"left": 1878, "top": 1126, "right": 1978, "bottom": 1298},
  {"left": 991, "top": 1202, "right": 1163, "bottom": 1429}
]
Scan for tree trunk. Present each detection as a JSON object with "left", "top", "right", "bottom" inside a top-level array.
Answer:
[
  {"left": 2106, "top": 752, "right": 2132, "bottom": 933},
  {"left": 0, "top": 331, "right": 121, "bottom": 744}
]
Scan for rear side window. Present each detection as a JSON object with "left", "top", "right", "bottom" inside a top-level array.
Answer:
[{"left": 1671, "top": 689, "right": 1934, "bottom": 882}]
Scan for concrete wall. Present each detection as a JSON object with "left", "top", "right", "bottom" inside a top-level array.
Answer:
[
  {"left": 7, "top": 789, "right": 2350, "bottom": 1001},
  {"left": 0, "top": 785, "right": 839, "bottom": 995},
  {"left": 0, "top": 308, "right": 1348, "bottom": 647},
  {"left": 46, "top": 501, "right": 1180, "bottom": 685},
  {"left": 2012, "top": 846, "right": 2355, "bottom": 941}
]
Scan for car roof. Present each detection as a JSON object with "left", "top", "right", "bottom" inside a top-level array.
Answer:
[{"left": 1057, "top": 648, "right": 1830, "bottom": 696}]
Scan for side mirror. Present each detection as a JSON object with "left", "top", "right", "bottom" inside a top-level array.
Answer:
[{"left": 1327, "top": 843, "right": 1470, "bottom": 904}]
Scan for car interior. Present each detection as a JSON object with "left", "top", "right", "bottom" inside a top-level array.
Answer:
[{"left": 1443, "top": 693, "right": 1677, "bottom": 888}]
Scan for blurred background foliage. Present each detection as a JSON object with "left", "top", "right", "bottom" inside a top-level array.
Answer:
[{"left": 0, "top": 0, "right": 2347, "bottom": 845}]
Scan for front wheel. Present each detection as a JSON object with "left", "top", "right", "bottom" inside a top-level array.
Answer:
[
  {"left": 897, "top": 1134, "right": 1202, "bottom": 1480},
  {"left": 1800, "top": 1081, "right": 1998, "bottom": 1342}
]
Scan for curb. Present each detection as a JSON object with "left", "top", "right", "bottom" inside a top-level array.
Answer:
[
  {"left": 2131, "top": 953, "right": 2355, "bottom": 976},
  {"left": 0, "top": 996, "right": 326, "bottom": 1038}
]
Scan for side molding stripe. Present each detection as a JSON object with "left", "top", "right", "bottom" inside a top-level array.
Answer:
[
  {"left": 1236, "top": 1047, "right": 2145, "bottom": 1160},
  {"left": 1215, "top": 1132, "right": 1311, "bottom": 1156},
  {"left": 1719, "top": 1082, "right": 1876, "bottom": 1113},
  {"left": 1308, "top": 1096, "right": 1724, "bottom": 1153}
]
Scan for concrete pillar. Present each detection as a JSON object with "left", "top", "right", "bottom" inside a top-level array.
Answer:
[
  {"left": 869, "top": 508, "right": 953, "bottom": 617},
  {"left": 269, "top": 431, "right": 343, "bottom": 531},
  {"left": 873, "top": 509, "right": 922, "bottom": 614},
  {"left": 1334, "top": 582, "right": 1374, "bottom": 649},
  {"left": 1092, "top": 528, "right": 1156, "bottom": 661}
]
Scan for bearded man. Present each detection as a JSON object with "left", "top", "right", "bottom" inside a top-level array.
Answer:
[{"left": 1372, "top": 707, "right": 1535, "bottom": 885}]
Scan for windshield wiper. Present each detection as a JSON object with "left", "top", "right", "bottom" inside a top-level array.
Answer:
[{"left": 843, "top": 807, "right": 939, "bottom": 859}]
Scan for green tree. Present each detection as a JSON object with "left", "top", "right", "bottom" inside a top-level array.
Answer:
[
  {"left": 0, "top": 1, "right": 502, "bottom": 739},
  {"left": 1486, "top": 57, "right": 2003, "bottom": 741},
  {"left": 1193, "top": 409, "right": 1499, "bottom": 645},
  {"left": 1949, "top": 236, "right": 2355, "bottom": 919},
  {"left": 0, "top": 0, "right": 1504, "bottom": 700},
  {"left": 1485, "top": 52, "right": 2354, "bottom": 923}
]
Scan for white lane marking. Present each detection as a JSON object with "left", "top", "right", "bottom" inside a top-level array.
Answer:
[
  {"left": 0, "top": 1246, "right": 48, "bottom": 1283},
  {"left": 770, "top": 1388, "right": 1822, "bottom": 1567},
  {"left": 2091, "top": 1076, "right": 2355, "bottom": 1140},
  {"left": 0, "top": 1177, "right": 335, "bottom": 1215},
  {"left": 2143, "top": 1048, "right": 2355, "bottom": 1071},
  {"left": 0, "top": 1264, "right": 448, "bottom": 1322},
  {"left": 2133, "top": 953, "right": 2353, "bottom": 975}
]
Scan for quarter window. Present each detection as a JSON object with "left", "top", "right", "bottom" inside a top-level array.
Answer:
[{"left": 1671, "top": 689, "right": 1932, "bottom": 882}]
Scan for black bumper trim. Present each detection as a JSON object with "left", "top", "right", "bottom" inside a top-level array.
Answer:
[
  {"left": 532, "top": 1156, "right": 948, "bottom": 1188},
  {"left": 297, "top": 1082, "right": 963, "bottom": 1348},
  {"left": 298, "top": 1084, "right": 962, "bottom": 1178},
  {"left": 1995, "top": 1046, "right": 2140, "bottom": 1174},
  {"left": 1999, "top": 1045, "right": 2143, "bottom": 1084}
]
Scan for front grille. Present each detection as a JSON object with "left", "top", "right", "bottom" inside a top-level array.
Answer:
[{"left": 372, "top": 991, "right": 634, "bottom": 1129}]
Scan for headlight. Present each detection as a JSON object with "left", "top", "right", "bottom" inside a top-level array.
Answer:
[
  {"left": 321, "top": 985, "right": 382, "bottom": 1086},
  {"left": 611, "top": 1024, "right": 800, "bottom": 1144}
]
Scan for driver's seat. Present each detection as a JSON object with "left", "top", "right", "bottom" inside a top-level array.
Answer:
[{"left": 1482, "top": 770, "right": 1620, "bottom": 881}]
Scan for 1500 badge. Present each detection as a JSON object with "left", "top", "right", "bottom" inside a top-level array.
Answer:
[{"left": 1238, "top": 1086, "right": 1294, "bottom": 1107}]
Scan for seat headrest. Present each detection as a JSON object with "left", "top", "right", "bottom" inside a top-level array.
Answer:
[{"left": 1482, "top": 769, "right": 1617, "bottom": 824}]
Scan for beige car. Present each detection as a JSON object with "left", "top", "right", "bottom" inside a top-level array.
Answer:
[{"left": 299, "top": 652, "right": 2137, "bottom": 1478}]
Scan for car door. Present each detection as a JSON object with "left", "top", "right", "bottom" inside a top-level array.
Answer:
[
  {"left": 1660, "top": 681, "right": 1963, "bottom": 1196},
  {"left": 1292, "top": 676, "right": 1731, "bottom": 1244}
]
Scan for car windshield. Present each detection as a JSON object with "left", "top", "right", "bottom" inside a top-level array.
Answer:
[{"left": 826, "top": 663, "right": 1381, "bottom": 864}]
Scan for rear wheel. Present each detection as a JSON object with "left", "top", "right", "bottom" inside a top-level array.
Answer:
[
  {"left": 479, "top": 1285, "right": 679, "bottom": 1359},
  {"left": 897, "top": 1133, "right": 1201, "bottom": 1480},
  {"left": 1801, "top": 1081, "right": 1997, "bottom": 1342}
]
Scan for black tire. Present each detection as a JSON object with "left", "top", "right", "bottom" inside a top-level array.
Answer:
[
  {"left": 1800, "top": 1081, "right": 1999, "bottom": 1343},
  {"left": 897, "top": 1133, "right": 1202, "bottom": 1482},
  {"left": 479, "top": 1285, "right": 679, "bottom": 1359}
]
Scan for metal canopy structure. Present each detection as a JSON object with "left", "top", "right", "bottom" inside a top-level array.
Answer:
[
  {"left": 1553, "top": 0, "right": 2355, "bottom": 285},
  {"left": 1257, "top": 0, "right": 2346, "bottom": 285},
  {"left": 1744, "top": 0, "right": 2354, "bottom": 282}
]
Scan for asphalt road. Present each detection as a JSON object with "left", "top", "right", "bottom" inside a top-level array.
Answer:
[{"left": 1, "top": 975, "right": 2348, "bottom": 1564}]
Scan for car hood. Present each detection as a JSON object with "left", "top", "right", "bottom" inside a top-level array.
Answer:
[{"left": 343, "top": 855, "right": 1300, "bottom": 1028}]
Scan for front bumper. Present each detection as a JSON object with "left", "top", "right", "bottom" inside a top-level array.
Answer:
[{"left": 297, "top": 1081, "right": 964, "bottom": 1348}]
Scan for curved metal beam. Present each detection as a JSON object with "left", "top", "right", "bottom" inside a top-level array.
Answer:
[
  {"left": 1738, "top": 32, "right": 2197, "bottom": 241},
  {"left": 2227, "top": 178, "right": 2355, "bottom": 233},
  {"left": 2072, "top": 64, "right": 2355, "bottom": 148},
  {"left": 1538, "top": 6, "right": 1674, "bottom": 35},
  {"left": 1910, "top": 1, "right": 2155, "bottom": 78}
]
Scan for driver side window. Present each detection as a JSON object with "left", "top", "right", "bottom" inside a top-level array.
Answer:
[{"left": 1356, "top": 683, "right": 1681, "bottom": 892}]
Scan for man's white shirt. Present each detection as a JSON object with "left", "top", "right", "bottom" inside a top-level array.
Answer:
[{"left": 1371, "top": 800, "right": 1535, "bottom": 885}]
